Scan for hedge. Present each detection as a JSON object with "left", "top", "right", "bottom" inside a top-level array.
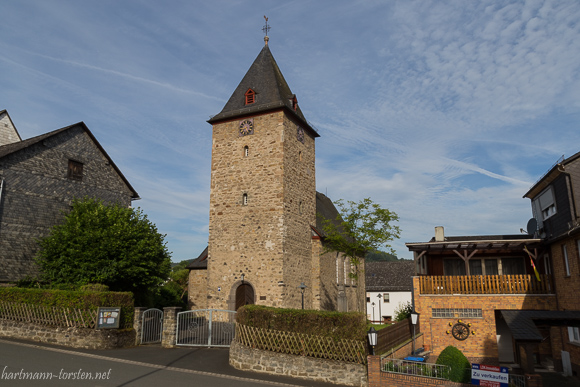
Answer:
[
  {"left": 0, "top": 287, "right": 134, "bottom": 329},
  {"left": 236, "top": 305, "right": 367, "bottom": 341}
]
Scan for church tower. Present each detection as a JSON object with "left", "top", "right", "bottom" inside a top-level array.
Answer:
[{"left": 205, "top": 37, "right": 320, "bottom": 310}]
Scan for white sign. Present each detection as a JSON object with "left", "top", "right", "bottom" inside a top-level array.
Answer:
[{"left": 471, "top": 364, "right": 509, "bottom": 387}]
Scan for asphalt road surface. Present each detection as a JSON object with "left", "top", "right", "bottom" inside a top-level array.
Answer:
[{"left": 0, "top": 338, "right": 351, "bottom": 387}]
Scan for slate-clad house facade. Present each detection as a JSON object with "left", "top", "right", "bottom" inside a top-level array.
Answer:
[
  {"left": 187, "top": 39, "right": 364, "bottom": 313},
  {"left": 0, "top": 111, "right": 139, "bottom": 283},
  {"left": 523, "top": 151, "right": 580, "bottom": 377}
]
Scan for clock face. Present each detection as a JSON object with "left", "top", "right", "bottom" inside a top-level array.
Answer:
[
  {"left": 239, "top": 119, "right": 254, "bottom": 136},
  {"left": 296, "top": 127, "right": 305, "bottom": 143}
]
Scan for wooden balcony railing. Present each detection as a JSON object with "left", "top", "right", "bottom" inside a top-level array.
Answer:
[{"left": 419, "top": 274, "right": 554, "bottom": 295}]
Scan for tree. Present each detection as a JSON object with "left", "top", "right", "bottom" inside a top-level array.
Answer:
[
  {"left": 365, "top": 249, "right": 400, "bottom": 262},
  {"left": 319, "top": 197, "right": 401, "bottom": 280},
  {"left": 394, "top": 301, "right": 413, "bottom": 321},
  {"left": 36, "top": 198, "right": 171, "bottom": 303},
  {"left": 156, "top": 260, "right": 190, "bottom": 308}
]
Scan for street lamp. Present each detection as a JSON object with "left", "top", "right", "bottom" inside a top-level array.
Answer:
[
  {"left": 298, "top": 282, "right": 307, "bottom": 310},
  {"left": 241, "top": 273, "right": 245, "bottom": 284},
  {"left": 371, "top": 302, "right": 376, "bottom": 324},
  {"left": 411, "top": 308, "right": 420, "bottom": 355},
  {"left": 367, "top": 326, "right": 378, "bottom": 355},
  {"left": 377, "top": 293, "right": 382, "bottom": 324}
]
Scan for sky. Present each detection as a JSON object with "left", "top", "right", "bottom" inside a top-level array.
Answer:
[{"left": 1, "top": 0, "right": 580, "bottom": 262}]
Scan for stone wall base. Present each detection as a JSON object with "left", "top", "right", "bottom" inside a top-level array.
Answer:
[
  {"left": 0, "top": 318, "right": 135, "bottom": 349},
  {"left": 229, "top": 340, "right": 367, "bottom": 386}
]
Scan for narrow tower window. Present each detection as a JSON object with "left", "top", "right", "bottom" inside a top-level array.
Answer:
[
  {"left": 245, "top": 89, "right": 256, "bottom": 105},
  {"left": 244, "top": 146, "right": 249, "bottom": 157},
  {"left": 243, "top": 193, "right": 248, "bottom": 206}
]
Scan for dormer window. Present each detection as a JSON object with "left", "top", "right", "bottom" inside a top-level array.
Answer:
[
  {"left": 291, "top": 95, "right": 298, "bottom": 111},
  {"left": 245, "top": 89, "right": 256, "bottom": 105}
]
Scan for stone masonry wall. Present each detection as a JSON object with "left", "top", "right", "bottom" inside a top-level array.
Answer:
[
  {"left": 188, "top": 269, "right": 208, "bottom": 309},
  {"left": 0, "top": 125, "right": 134, "bottom": 283},
  {"left": 207, "top": 110, "right": 317, "bottom": 310},
  {"left": 230, "top": 340, "right": 367, "bottom": 386},
  {"left": 413, "top": 277, "right": 557, "bottom": 360},
  {"left": 0, "top": 318, "right": 135, "bottom": 349}
]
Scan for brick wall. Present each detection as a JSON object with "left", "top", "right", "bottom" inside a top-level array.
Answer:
[
  {"left": 0, "top": 125, "right": 134, "bottom": 283},
  {"left": 413, "top": 277, "right": 557, "bottom": 359}
]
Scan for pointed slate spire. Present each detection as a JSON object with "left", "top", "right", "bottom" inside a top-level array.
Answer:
[{"left": 208, "top": 45, "right": 318, "bottom": 137}]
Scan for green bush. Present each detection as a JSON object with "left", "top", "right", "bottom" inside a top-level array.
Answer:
[
  {"left": 0, "top": 287, "right": 134, "bottom": 329},
  {"left": 236, "top": 305, "right": 366, "bottom": 341},
  {"left": 435, "top": 345, "right": 471, "bottom": 383}
]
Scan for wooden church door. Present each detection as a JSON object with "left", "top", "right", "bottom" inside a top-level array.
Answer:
[{"left": 235, "top": 284, "right": 254, "bottom": 310}]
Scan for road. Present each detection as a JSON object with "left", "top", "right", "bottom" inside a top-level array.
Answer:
[{"left": 0, "top": 338, "right": 348, "bottom": 387}]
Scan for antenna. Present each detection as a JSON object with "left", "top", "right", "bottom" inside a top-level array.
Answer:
[
  {"left": 262, "top": 15, "right": 271, "bottom": 45},
  {"left": 526, "top": 218, "right": 538, "bottom": 237}
]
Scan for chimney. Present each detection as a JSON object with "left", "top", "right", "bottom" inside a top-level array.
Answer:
[{"left": 435, "top": 226, "right": 445, "bottom": 242}]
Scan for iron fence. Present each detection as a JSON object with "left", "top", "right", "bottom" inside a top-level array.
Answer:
[{"left": 381, "top": 357, "right": 450, "bottom": 380}]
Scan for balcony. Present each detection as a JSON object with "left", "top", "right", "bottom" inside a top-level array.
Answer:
[{"left": 419, "top": 274, "right": 554, "bottom": 295}]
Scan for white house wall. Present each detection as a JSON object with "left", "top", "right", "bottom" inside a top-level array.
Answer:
[{"left": 366, "top": 291, "right": 412, "bottom": 323}]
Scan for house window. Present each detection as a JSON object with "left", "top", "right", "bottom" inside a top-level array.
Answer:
[
  {"left": 245, "top": 89, "right": 256, "bottom": 105},
  {"left": 444, "top": 259, "right": 466, "bottom": 276},
  {"left": 67, "top": 160, "right": 83, "bottom": 181},
  {"left": 569, "top": 327, "right": 580, "bottom": 343},
  {"left": 242, "top": 193, "right": 248, "bottom": 206},
  {"left": 383, "top": 293, "right": 389, "bottom": 303},
  {"left": 299, "top": 201, "right": 303, "bottom": 215},
  {"left": 501, "top": 257, "right": 526, "bottom": 275},
  {"left": 244, "top": 146, "right": 249, "bottom": 157},
  {"left": 563, "top": 244, "right": 571, "bottom": 276},
  {"left": 366, "top": 297, "right": 370, "bottom": 303},
  {"left": 543, "top": 253, "right": 552, "bottom": 275},
  {"left": 432, "top": 308, "right": 482, "bottom": 318},
  {"left": 534, "top": 186, "right": 556, "bottom": 221}
]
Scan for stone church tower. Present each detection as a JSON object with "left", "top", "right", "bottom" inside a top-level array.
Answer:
[{"left": 188, "top": 39, "right": 364, "bottom": 312}]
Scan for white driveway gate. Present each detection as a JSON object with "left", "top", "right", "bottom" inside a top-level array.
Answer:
[
  {"left": 141, "top": 308, "right": 163, "bottom": 344},
  {"left": 176, "top": 309, "right": 236, "bottom": 347}
]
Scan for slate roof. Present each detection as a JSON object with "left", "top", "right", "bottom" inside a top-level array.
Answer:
[
  {"left": 208, "top": 44, "right": 319, "bottom": 138},
  {"left": 186, "top": 246, "right": 208, "bottom": 270},
  {"left": 365, "top": 261, "right": 415, "bottom": 292},
  {"left": 0, "top": 122, "right": 139, "bottom": 199},
  {"left": 501, "top": 310, "right": 580, "bottom": 342},
  {"left": 314, "top": 192, "right": 342, "bottom": 236}
]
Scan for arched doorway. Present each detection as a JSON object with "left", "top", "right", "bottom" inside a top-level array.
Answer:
[{"left": 235, "top": 283, "right": 255, "bottom": 310}]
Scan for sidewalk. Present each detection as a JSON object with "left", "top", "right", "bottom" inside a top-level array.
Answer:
[{"left": 0, "top": 337, "right": 353, "bottom": 387}]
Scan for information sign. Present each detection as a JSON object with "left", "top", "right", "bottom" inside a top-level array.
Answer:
[
  {"left": 96, "top": 307, "right": 121, "bottom": 329},
  {"left": 471, "top": 364, "right": 509, "bottom": 387}
]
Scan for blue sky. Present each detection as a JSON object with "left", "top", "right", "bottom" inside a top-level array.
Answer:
[{"left": 2, "top": 0, "right": 580, "bottom": 262}]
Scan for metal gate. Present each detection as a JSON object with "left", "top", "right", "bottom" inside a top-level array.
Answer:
[
  {"left": 176, "top": 309, "right": 236, "bottom": 347},
  {"left": 141, "top": 308, "right": 163, "bottom": 344}
]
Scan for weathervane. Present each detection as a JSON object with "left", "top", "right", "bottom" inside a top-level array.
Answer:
[{"left": 263, "top": 15, "right": 270, "bottom": 45}]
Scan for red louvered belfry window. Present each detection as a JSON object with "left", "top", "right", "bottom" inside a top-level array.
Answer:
[{"left": 245, "top": 89, "right": 255, "bottom": 105}]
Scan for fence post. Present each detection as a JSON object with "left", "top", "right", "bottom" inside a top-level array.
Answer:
[
  {"left": 134, "top": 307, "right": 147, "bottom": 345},
  {"left": 162, "top": 307, "right": 182, "bottom": 348}
]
